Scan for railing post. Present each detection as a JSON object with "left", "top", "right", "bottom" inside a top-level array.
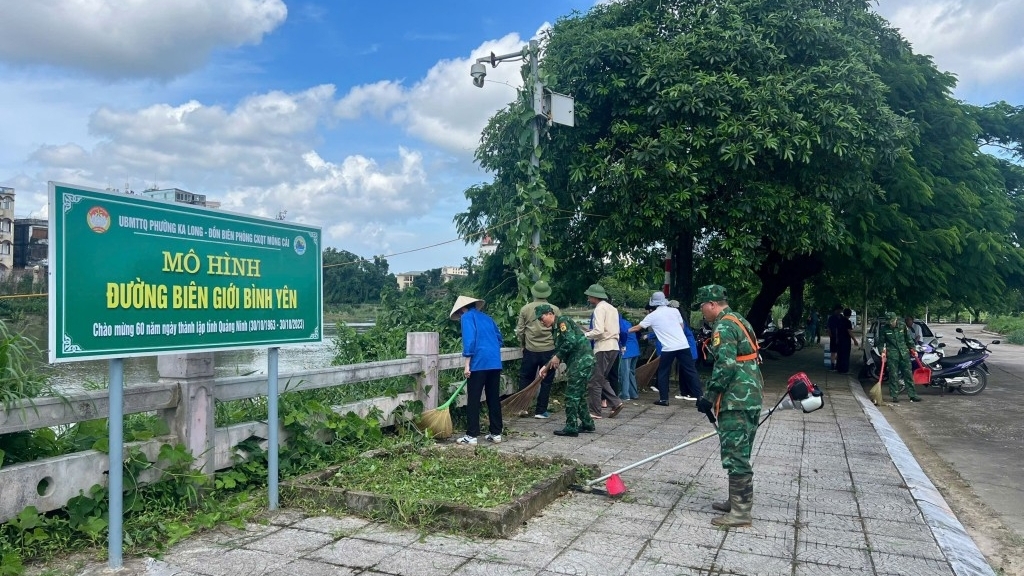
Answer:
[
  {"left": 158, "top": 353, "right": 216, "bottom": 477},
  {"left": 406, "top": 332, "right": 440, "bottom": 410}
]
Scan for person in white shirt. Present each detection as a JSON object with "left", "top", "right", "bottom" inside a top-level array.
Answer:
[
  {"left": 904, "top": 316, "right": 924, "bottom": 345},
  {"left": 629, "top": 291, "right": 703, "bottom": 405}
]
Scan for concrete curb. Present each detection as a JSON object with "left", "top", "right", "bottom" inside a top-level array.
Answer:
[{"left": 849, "top": 379, "right": 996, "bottom": 576}]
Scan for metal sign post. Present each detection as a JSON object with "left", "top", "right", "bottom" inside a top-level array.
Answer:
[
  {"left": 268, "top": 347, "right": 280, "bottom": 510},
  {"left": 108, "top": 358, "right": 124, "bottom": 568}
]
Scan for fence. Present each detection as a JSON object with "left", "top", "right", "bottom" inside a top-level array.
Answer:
[{"left": 0, "top": 332, "right": 523, "bottom": 523}]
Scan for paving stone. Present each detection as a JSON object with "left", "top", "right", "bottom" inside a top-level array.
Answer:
[
  {"left": 865, "top": 532, "right": 945, "bottom": 559},
  {"left": 640, "top": 541, "right": 717, "bottom": 570},
  {"left": 279, "top": 558, "right": 359, "bottom": 576},
  {"left": 291, "top": 515, "right": 369, "bottom": 535},
  {"left": 545, "top": 547, "right": 633, "bottom": 576},
  {"left": 304, "top": 538, "right": 403, "bottom": 569},
  {"left": 793, "top": 564, "right": 867, "bottom": 576},
  {"left": 623, "top": 560, "right": 703, "bottom": 576},
  {"left": 590, "top": 513, "right": 664, "bottom": 539},
  {"left": 652, "top": 523, "right": 724, "bottom": 549},
  {"left": 713, "top": 549, "right": 795, "bottom": 576},
  {"left": 265, "top": 509, "right": 306, "bottom": 526},
  {"left": 871, "top": 551, "right": 956, "bottom": 576},
  {"left": 353, "top": 523, "right": 424, "bottom": 546},
  {"left": 179, "top": 548, "right": 292, "bottom": 576},
  {"left": 794, "top": 542, "right": 873, "bottom": 570},
  {"left": 242, "top": 527, "right": 336, "bottom": 557},
  {"left": 374, "top": 547, "right": 469, "bottom": 575},
  {"left": 861, "top": 517, "right": 934, "bottom": 541},
  {"left": 450, "top": 560, "right": 539, "bottom": 576},
  {"left": 797, "top": 525, "right": 867, "bottom": 549},
  {"left": 475, "top": 538, "right": 563, "bottom": 569},
  {"left": 407, "top": 533, "right": 486, "bottom": 558}
]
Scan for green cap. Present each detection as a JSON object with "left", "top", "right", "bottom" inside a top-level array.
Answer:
[
  {"left": 691, "top": 284, "right": 728, "bottom": 310},
  {"left": 584, "top": 283, "right": 609, "bottom": 300},
  {"left": 531, "top": 280, "right": 552, "bottom": 299},
  {"left": 885, "top": 311, "right": 898, "bottom": 321},
  {"left": 535, "top": 303, "right": 555, "bottom": 319}
]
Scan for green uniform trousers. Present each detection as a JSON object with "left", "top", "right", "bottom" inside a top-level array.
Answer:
[
  {"left": 718, "top": 409, "right": 759, "bottom": 476},
  {"left": 886, "top": 356, "right": 920, "bottom": 399},
  {"left": 564, "top": 357, "right": 596, "bottom": 433}
]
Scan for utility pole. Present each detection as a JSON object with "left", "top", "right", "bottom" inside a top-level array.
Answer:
[{"left": 471, "top": 40, "right": 573, "bottom": 282}]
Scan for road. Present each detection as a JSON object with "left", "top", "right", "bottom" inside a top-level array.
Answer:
[{"left": 857, "top": 323, "right": 1024, "bottom": 574}]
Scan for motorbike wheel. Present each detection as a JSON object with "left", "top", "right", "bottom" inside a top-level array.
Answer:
[
  {"left": 954, "top": 368, "right": 987, "bottom": 395},
  {"left": 778, "top": 340, "right": 796, "bottom": 357}
]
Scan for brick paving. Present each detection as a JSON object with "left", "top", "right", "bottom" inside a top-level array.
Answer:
[{"left": 76, "top": 347, "right": 994, "bottom": 576}]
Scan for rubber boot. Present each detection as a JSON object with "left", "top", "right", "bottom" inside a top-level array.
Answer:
[
  {"left": 711, "top": 478, "right": 732, "bottom": 512},
  {"left": 712, "top": 474, "right": 752, "bottom": 528}
]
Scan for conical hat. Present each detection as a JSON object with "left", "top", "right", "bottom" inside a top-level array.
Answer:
[{"left": 449, "top": 295, "right": 485, "bottom": 320}]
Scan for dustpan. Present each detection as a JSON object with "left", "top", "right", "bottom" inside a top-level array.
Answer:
[{"left": 913, "top": 366, "right": 931, "bottom": 385}]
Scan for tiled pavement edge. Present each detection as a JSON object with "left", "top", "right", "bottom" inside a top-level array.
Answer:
[
  {"left": 72, "top": 352, "right": 995, "bottom": 576},
  {"left": 850, "top": 378, "right": 995, "bottom": 576}
]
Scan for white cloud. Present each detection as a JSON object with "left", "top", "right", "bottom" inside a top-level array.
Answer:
[
  {"left": 0, "top": 0, "right": 288, "bottom": 79},
  {"left": 335, "top": 32, "right": 543, "bottom": 153},
  {"left": 874, "top": 0, "right": 1024, "bottom": 102}
]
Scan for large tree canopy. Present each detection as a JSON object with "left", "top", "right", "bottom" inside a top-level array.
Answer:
[{"left": 457, "top": 0, "right": 1023, "bottom": 322}]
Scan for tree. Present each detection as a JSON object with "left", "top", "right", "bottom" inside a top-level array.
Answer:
[
  {"left": 458, "top": 0, "right": 912, "bottom": 329},
  {"left": 321, "top": 248, "right": 395, "bottom": 305}
]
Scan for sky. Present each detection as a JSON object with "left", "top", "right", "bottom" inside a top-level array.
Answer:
[{"left": 1, "top": 0, "right": 1022, "bottom": 275}]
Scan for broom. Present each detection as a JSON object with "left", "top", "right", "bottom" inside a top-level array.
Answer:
[
  {"left": 501, "top": 372, "right": 545, "bottom": 416},
  {"left": 635, "top": 352, "right": 660, "bottom": 391},
  {"left": 869, "top": 348, "right": 885, "bottom": 406},
  {"left": 417, "top": 380, "right": 467, "bottom": 439}
]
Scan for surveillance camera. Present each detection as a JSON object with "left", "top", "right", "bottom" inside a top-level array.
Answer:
[{"left": 470, "top": 62, "right": 486, "bottom": 88}]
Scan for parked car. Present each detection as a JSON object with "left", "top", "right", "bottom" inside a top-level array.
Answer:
[{"left": 860, "top": 317, "right": 943, "bottom": 379}]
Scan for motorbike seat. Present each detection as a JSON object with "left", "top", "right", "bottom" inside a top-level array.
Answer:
[{"left": 935, "top": 350, "right": 986, "bottom": 367}]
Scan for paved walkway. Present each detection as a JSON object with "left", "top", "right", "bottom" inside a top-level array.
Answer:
[{"left": 78, "top": 348, "right": 994, "bottom": 576}]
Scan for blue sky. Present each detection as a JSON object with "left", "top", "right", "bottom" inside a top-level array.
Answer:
[{"left": 1, "top": 0, "right": 1021, "bottom": 274}]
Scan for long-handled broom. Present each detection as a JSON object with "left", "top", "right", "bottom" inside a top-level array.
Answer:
[
  {"left": 417, "top": 380, "right": 467, "bottom": 439},
  {"left": 869, "top": 348, "right": 885, "bottom": 406},
  {"left": 501, "top": 372, "right": 544, "bottom": 417},
  {"left": 635, "top": 352, "right": 660, "bottom": 391}
]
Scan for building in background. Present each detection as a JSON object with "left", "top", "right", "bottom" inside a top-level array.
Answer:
[
  {"left": 139, "top": 188, "right": 210, "bottom": 206},
  {"left": 395, "top": 271, "right": 422, "bottom": 290},
  {"left": 441, "top": 266, "right": 467, "bottom": 283},
  {"left": 13, "top": 218, "right": 47, "bottom": 269},
  {"left": 0, "top": 187, "right": 15, "bottom": 273},
  {"left": 478, "top": 234, "right": 498, "bottom": 258}
]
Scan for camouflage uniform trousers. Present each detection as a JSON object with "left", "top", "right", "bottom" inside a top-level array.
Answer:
[
  {"left": 563, "top": 356, "right": 596, "bottom": 434},
  {"left": 886, "top": 355, "right": 920, "bottom": 399},
  {"left": 718, "top": 409, "right": 759, "bottom": 476}
]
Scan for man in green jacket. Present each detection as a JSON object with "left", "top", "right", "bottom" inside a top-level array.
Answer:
[
  {"left": 693, "top": 284, "right": 762, "bottom": 528},
  {"left": 879, "top": 311, "right": 922, "bottom": 403},
  {"left": 515, "top": 280, "right": 561, "bottom": 418},
  {"left": 537, "top": 304, "right": 596, "bottom": 437}
]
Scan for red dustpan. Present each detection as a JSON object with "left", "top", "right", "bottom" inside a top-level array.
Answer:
[{"left": 605, "top": 473, "right": 627, "bottom": 497}]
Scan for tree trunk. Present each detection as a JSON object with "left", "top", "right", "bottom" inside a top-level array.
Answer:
[
  {"left": 748, "top": 251, "right": 824, "bottom": 336},
  {"left": 671, "top": 231, "right": 695, "bottom": 311}
]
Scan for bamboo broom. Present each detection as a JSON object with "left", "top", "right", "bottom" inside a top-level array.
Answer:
[
  {"left": 635, "top": 353, "right": 660, "bottom": 391},
  {"left": 501, "top": 372, "right": 545, "bottom": 416},
  {"left": 869, "top": 348, "right": 885, "bottom": 406},
  {"left": 417, "top": 380, "right": 467, "bottom": 439}
]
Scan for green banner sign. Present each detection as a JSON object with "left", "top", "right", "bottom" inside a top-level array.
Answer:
[{"left": 48, "top": 183, "right": 323, "bottom": 362}]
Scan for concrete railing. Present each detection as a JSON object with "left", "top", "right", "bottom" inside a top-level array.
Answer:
[{"left": 0, "top": 332, "right": 523, "bottom": 523}]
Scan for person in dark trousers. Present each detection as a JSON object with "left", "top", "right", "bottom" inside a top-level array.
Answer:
[
  {"left": 826, "top": 305, "right": 843, "bottom": 369},
  {"left": 629, "top": 291, "right": 702, "bottom": 405},
  {"left": 515, "top": 280, "right": 559, "bottom": 418},
  {"left": 834, "top": 308, "right": 859, "bottom": 374},
  {"left": 450, "top": 295, "right": 504, "bottom": 445}
]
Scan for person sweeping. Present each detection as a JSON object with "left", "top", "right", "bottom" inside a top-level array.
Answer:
[
  {"left": 879, "top": 311, "right": 922, "bottom": 403},
  {"left": 693, "top": 284, "right": 762, "bottom": 528},
  {"left": 537, "top": 304, "right": 596, "bottom": 437},
  {"left": 450, "top": 295, "right": 504, "bottom": 445}
]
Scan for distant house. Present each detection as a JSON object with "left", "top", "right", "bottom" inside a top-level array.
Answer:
[
  {"left": 396, "top": 271, "right": 422, "bottom": 290},
  {"left": 440, "top": 266, "right": 467, "bottom": 283},
  {"left": 479, "top": 235, "right": 498, "bottom": 257},
  {"left": 13, "top": 218, "right": 48, "bottom": 269}
]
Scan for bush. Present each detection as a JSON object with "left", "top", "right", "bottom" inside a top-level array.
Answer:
[{"left": 1007, "top": 330, "right": 1024, "bottom": 346}]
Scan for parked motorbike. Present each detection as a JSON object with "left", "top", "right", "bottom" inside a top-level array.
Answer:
[
  {"left": 911, "top": 328, "right": 999, "bottom": 395},
  {"left": 758, "top": 326, "right": 800, "bottom": 357},
  {"left": 696, "top": 322, "right": 715, "bottom": 367}
]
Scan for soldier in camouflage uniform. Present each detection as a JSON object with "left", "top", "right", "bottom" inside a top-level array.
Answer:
[
  {"left": 692, "top": 284, "right": 763, "bottom": 528},
  {"left": 878, "top": 311, "right": 922, "bottom": 403},
  {"left": 537, "top": 304, "right": 596, "bottom": 437}
]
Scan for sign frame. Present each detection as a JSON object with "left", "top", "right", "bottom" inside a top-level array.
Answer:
[{"left": 48, "top": 182, "right": 323, "bottom": 363}]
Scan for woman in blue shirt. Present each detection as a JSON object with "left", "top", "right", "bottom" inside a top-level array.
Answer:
[
  {"left": 618, "top": 314, "right": 641, "bottom": 400},
  {"left": 450, "top": 295, "right": 504, "bottom": 445}
]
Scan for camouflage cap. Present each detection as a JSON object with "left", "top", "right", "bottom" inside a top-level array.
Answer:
[
  {"left": 535, "top": 303, "right": 555, "bottom": 319},
  {"left": 691, "top": 284, "right": 728, "bottom": 310},
  {"left": 885, "top": 311, "right": 898, "bottom": 321}
]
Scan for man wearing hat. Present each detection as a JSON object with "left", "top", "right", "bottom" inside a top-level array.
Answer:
[
  {"left": 879, "top": 312, "right": 922, "bottom": 403},
  {"left": 629, "top": 291, "right": 703, "bottom": 405},
  {"left": 515, "top": 280, "right": 561, "bottom": 418},
  {"left": 583, "top": 283, "right": 624, "bottom": 418},
  {"left": 537, "top": 304, "right": 596, "bottom": 436},
  {"left": 449, "top": 295, "right": 504, "bottom": 445},
  {"left": 693, "top": 284, "right": 762, "bottom": 527}
]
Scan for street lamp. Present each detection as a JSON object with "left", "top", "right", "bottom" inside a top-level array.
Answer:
[{"left": 470, "top": 41, "right": 573, "bottom": 281}]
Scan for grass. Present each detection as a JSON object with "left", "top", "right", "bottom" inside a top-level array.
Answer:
[
  {"left": 321, "top": 445, "right": 564, "bottom": 509},
  {"left": 984, "top": 315, "right": 1024, "bottom": 345}
]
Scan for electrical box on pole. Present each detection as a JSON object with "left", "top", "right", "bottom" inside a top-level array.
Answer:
[{"left": 543, "top": 90, "right": 575, "bottom": 127}]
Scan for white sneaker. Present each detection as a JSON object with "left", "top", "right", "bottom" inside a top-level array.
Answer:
[
  {"left": 650, "top": 386, "right": 659, "bottom": 393},
  {"left": 485, "top": 434, "right": 502, "bottom": 444},
  {"left": 456, "top": 435, "right": 477, "bottom": 445},
  {"left": 678, "top": 395, "right": 698, "bottom": 401}
]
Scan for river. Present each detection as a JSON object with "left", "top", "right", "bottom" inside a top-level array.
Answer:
[{"left": 21, "top": 322, "right": 370, "bottom": 393}]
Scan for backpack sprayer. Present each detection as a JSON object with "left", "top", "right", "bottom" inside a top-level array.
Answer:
[{"left": 574, "top": 372, "right": 823, "bottom": 496}]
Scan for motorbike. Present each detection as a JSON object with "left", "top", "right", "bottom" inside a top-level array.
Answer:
[
  {"left": 758, "top": 326, "right": 801, "bottom": 357},
  {"left": 909, "top": 328, "right": 999, "bottom": 395}
]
